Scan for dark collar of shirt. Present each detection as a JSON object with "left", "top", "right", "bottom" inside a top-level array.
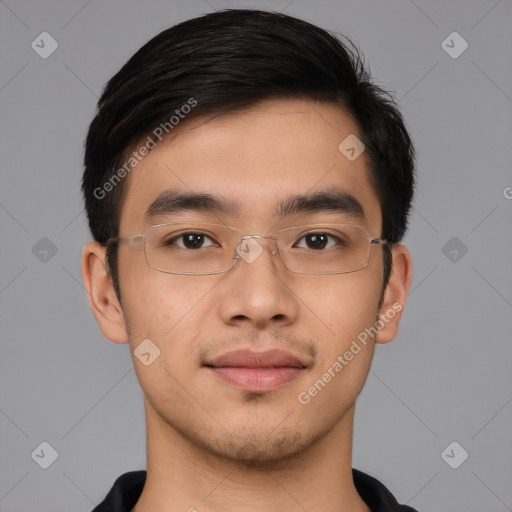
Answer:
[{"left": 91, "top": 469, "right": 419, "bottom": 512}]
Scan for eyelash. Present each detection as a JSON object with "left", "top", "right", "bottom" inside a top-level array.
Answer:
[{"left": 164, "top": 231, "right": 347, "bottom": 249}]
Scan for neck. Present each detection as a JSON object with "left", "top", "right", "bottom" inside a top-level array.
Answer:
[{"left": 132, "top": 400, "right": 370, "bottom": 512}]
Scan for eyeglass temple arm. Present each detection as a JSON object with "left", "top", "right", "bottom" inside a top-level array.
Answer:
[{"left": 107, "top": 235, "right": 145, "bottom": 245}]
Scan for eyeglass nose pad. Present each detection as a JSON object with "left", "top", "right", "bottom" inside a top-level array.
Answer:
[
  {"left": 234, "top": 236, "right": 279, "bottom": 265},
  {"left": 235, "top": 237, "right": 264, "bottom": 265}
]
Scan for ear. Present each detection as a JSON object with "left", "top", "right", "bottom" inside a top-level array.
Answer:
[
  {"left": 81, "top": 241, "right": 129, "bottom": 344},
  {"left": 375, "top": 243, "right": 412, "bottom": 344}
]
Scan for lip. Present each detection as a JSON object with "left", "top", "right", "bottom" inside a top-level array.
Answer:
[
  {"left": 204, "top": 349, "right": 308, "bottom": 392},
  {"left": 206, "top": 349, "right": 307, "bottom": 368}
]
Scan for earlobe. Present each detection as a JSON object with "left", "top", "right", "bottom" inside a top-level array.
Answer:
[
  {"left": 375, "top": 244, "right": 412, "bottom": 344},
  {"left": 81, "top": 241, "right": 129, "bottom": 344}
]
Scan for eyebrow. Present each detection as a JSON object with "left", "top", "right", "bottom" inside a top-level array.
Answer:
[
  {"left": 145, "top": 190, "right": 240, "bottom": 221},
  {"left": 276, "top": 188, "right": 365, "bottom": 220},
  {"left": 144, "top": 187, "right": 365, "bottom": 222}
]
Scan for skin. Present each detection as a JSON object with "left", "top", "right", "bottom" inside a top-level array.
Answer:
[{"left": 82, "top": 98, "right": 412, "bottom": 512}]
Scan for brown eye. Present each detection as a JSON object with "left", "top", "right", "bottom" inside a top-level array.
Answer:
[
  {"left": 164, "top": 232, "right": 217, "bottom": 249},
  {"left": 182, "top": 233, "right": 206, "bottom": 249},
  {"left": 295, "top": 232, "right": 341, "bottom": 250},
  {"left": 305, "top": 233, "right": 328, "bottom": 249}
]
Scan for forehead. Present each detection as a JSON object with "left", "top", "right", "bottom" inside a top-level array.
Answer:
[{"left": 119, "top": 98, "right": 382, "bottom": 232}]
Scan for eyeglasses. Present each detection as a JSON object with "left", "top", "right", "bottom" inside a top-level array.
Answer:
[{"left": 107, "top": 222, "right": 387, "bottom": 275}]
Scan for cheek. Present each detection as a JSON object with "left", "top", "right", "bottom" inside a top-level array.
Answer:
[
  {"left": 120, "top": 268, "right": 227, "bottom": 391},
  {"left": 295, "top": 274, "right": 380, "bottom": 416},
  {"left": 295, "top": 268, "right": 382, "bottom": 337},
  {"left": 299, "top": 270, "right": 381, "bottom": 367},
  {"left": 123, "top": 274, "right": 209, "bottom": 341},
  {"left": 120, "top": 275, "right": 207, "bottom": 403}
]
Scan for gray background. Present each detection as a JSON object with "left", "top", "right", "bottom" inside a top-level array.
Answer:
[{"left": 1, "top": 0, "right": 511, "bottom": 510}]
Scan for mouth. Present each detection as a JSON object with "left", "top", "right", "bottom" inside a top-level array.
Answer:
[{"left": 203, "top": 349, "right": 308, "bottom": 392}]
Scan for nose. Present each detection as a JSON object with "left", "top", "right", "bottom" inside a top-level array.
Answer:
[{"left": 217, "top": 235, "right": 300, "bottom": 329}]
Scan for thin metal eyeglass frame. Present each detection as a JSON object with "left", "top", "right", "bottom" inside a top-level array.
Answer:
[{"left": 107, "top": 222, "right": 388, "bottom": 276}]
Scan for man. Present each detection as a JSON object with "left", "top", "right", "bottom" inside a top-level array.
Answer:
[{"left": 81, "top": 9, "right": 416, "bottom": 512}]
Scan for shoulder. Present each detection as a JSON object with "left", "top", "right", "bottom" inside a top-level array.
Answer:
[{"left": 352, "top": 468, "right": 420, "bottom": 512}]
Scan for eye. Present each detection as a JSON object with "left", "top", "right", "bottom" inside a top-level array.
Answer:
[
  {"left": 295, "top": 232, "right": 343, "bottom": 250},
  {"left": 165, "top": 232, "right": 218, "bottom": 249}
]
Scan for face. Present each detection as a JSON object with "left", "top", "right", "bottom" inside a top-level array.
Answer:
[{"left": 86, "top": 98, "right": 410, "bottom": 468}]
